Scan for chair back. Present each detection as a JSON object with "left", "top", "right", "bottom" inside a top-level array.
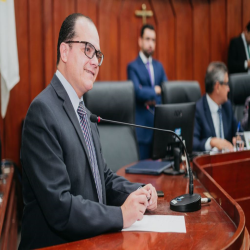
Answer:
[
  {"left": 162, "top": 81, "right": 201, "bottom": 104},
  {"left": 84, "top": 81, "right": 139, "bottom": 172},
  {"left": 228, "top": 73, "right": 250, "bottom": 122}
]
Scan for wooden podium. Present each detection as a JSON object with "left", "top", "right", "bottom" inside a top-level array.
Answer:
[
  {"left": 193, "top": 150, "right": 250, "bottom": 237},
  {"left": 39, "top": 151, "right": 250, "bottom": 250}
]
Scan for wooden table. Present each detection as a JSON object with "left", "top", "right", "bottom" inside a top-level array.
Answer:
[{"left": 40, "top": 151, "right": 250, "bottom": 250}]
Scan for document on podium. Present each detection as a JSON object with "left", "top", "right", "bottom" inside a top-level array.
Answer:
[{"left": 122, "top": 215, "right": 186, "bottom": 233}]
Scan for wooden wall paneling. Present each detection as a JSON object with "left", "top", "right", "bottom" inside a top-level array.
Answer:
[
  {"left": 53, "top": 0, "right": 76, "bottom": 79},
  {"left": 76, "top": 0, "right": 99, "bottom": 26},
  {"left": 98, "top": 0, "right": 122, "bottom": 81},
  {"left": 76, "top": 0, "right": 100, "bottom": 80},
  {"left": 243, "top": 0, "right": 250, "bottom": 29},
  {"left": 43, "top": 0, "right": 55, "bottom": 87},
  {"left": 192, "top": 0, "right": 210, "bottom": 94},
  {"left": 151, "top": 0, "right": 176, "bottom": 80},
  {"left": 119, "top": 0, "right": 156, "bottom": 80},
  {"left": 4, "top": 0, "right": 31, "bottom": 164},
  {"left": 171, "top": 0, "right": 193, "bottom": 80},
  {"left": 227, "top": 0, "right": 242, "bottom": 47},
  {"left": 29, "top": 0, "right": 44, "bottom": 100},
  {"left": 210, "top": 0, "right": 226, "bottom": 63}
]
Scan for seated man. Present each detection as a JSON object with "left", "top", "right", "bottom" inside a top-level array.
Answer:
[
  {"left": 228, "top": 21, "right": 250, "bottom": 74},
  {"left": 193, "top": 62, "right": 240, "bottom": 152}
]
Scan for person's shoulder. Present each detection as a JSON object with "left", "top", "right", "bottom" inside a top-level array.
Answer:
[
  {"left": 196, "top": 95, "right": 205, "bottom": 107},
  {"left": 127, "top": 56, "right": 140, "bottom": 67},
  {"left": 152, "top": 59, "right": 164, "bottom": 67},
  {"left": 29, "top": 76, "right": 59, "bottom": 110},
  {"left": 222, "top": 100, "right": 233, "bottom": 111},
  {"left": 230, "top": 35, "right": 242, "bottom": 45}
]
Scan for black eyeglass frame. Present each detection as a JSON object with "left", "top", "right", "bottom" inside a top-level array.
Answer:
[
  {"left": 65, "top": 41, "right": 104, "bottom": 66},
  {"left": 219, "top": 81, "right": 229, "bottom": 86}
]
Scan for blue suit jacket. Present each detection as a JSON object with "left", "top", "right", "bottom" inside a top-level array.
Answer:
[
  {"left": 193, "top": 95, "right": 239, "bottom": 151},
  {"left": 127, "top": 55, "right": 167, "bottom": 145}
]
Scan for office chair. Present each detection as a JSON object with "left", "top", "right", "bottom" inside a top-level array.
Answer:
[
  {"left": 162, "top": 81, "right": 201, "bottom": 104},
  {"left": 228, "top": 73, "right": 250, "bottom": 122},
  {"left": 84, "top": 81, "right": 139, "bottom": 172}
]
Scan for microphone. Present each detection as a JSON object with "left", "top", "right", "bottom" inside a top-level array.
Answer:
[
  {"left": 145, "top": 104, "right": 154, "bottom": 115},
  {"left": 90, "top": 114, "right": 201, "bottom": 212}
]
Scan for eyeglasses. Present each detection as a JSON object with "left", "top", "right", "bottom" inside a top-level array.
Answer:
[
  {"left": 219, "top": 81, "right": 229, "bottom": 86},
  {"left": 65, "top": 41, "right": 104, "bottom": 66}
]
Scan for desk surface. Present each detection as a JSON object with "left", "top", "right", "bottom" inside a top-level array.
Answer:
[{"left": 40, "top": 152, "right": 249, "bottom": 250}]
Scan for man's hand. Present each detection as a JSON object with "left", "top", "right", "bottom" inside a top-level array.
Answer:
[
  {"left": 145, "top": 100, "right": 156, "bottom": 106},
  {"left": 121, "top": 188, "right": 150, "bottom": 228},
  {"left": 210, "top": 137, "right": 234, "bottom": 151},
  {"left": 248, "top": 60, "right": 250, "bottom": 68},
  {"left": 154, "top": 85, "right": 161, "bottom": 95},
  {"left": 142, "top": 184, "right": 158, "bottom": 211}
]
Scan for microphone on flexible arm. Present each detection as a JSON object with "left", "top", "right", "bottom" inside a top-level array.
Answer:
[
  {"left": 145, "top": 104, "right": 155, "bottom": 115},
  {"left": 90, "top": 114, "right": 201, "bottom": 212}
]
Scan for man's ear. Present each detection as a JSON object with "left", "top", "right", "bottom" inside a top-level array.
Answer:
[
  {"left": 60, "top": 43, "right": 69, "bottom": 63},
  {"left": 215, "top": 81, "right": 220, "bottom": 93},
  {"left": 138, "top": 37, "right": 142, "bottom": 48}
]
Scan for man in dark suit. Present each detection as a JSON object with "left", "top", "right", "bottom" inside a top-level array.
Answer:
[
  {"left": 228, "top": 21, "right": 250, "bottom": 74},
  {"left": 19, "top": 14, "right": 157, "bottom": 249},
  {"left": 193, "top": 62, "right": 239, "bottom": 152},
  {"left": 127, "top": 24, "right": 167, "bottom": 160}
]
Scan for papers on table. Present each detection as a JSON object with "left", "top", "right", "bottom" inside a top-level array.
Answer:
[{"left": 122, "top": 215, "right": 186, "bottom": 233}]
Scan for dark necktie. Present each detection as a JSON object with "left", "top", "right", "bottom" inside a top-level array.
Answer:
[
  {"left": 218, "top": 107, "right": 223, "bottom": 139},
  {"left": 77, "top": 101, "right": 103, "bottom": 203}
]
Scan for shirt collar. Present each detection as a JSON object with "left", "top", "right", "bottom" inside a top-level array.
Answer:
[
  {"left": 56, "top": 70, "right": 83, "bottom": 114},
  {"left": 206, "top": 94, "right": 220, "bottom": 113},
  {"left": 139, "top": 51, "right": 152, "bottom": 64},
  {"left": 242, "top": 32, "right": 247, "bottom": 45}
]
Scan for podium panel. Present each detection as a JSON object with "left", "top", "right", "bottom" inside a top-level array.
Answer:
[{"left": 39, "top": 152, "right": 249, "bottom": 249}]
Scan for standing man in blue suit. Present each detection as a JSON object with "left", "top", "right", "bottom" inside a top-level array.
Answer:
[
  {"left": 127, "top": 24, "right": 167, "bottom": 159},
  {"left": 193, "top": 62, "right": 240, "bottom": 152}
]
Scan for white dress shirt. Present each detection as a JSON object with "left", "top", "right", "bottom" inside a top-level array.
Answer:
[
  {"left": 139, "top": 51, "right": 155, "bottom": 86},
  {"left": 205, "top": 94, "right": 224, "bottom": 151},
  {"left": 56, "top": 70, "right": 83, "bottom": 122}
]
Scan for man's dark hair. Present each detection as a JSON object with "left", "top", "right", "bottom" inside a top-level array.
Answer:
[
  {"left": 140, "top": 24, "right": 155, "bottom": 37},
  {"left": 246, "top": 21, "right": 250, "bottom": 32},
  {"left": 205, "top": 62, "right": 228, "bottom": 94},
  {"left": 57, "top": 13, "right": 93, "bottom": 65}
]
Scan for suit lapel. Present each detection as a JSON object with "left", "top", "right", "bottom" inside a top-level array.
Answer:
[
  {"left": 203, "top": 96, "right": 216, "bottom": 137},
  {"left": 152, "top": 60, "right": 157, "bottom": 85},
  {"left": 50, "top": 75, "right": 93, "bottom": 170},
  {"left": 88, "top": 111, "right": 106, "bottom": 203},
  {"left": 137, "top": 56, "right": 152, "bottom": 87}
]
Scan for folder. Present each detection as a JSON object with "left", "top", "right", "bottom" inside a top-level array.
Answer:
[{"left": 125, "top": 160, "right": 172, "bottom": 175}]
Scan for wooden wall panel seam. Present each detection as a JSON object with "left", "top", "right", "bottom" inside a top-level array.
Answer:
[
  {"left": 2, "top": 0, "right": 248, "bottom": 168},
  {"left": 28, "top": 0, "right": 31, "bottom": 103}
]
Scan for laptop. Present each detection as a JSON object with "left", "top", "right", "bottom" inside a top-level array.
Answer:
[{"left": 125, "top": 160, "right": 172, "bottom": 175}]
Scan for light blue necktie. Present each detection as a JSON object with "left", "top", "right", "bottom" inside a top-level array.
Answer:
[{"left": 218, "top": 107, "right": 223, "bottom": 139}]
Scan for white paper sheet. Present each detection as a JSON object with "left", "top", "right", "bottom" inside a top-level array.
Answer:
[{"left": 122, "top": 215, "right": 186, "bottom": 233}]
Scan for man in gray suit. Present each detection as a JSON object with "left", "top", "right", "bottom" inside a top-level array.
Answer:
[{"left": 19, "top": 13, "right": 157, "bottom": 249}]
